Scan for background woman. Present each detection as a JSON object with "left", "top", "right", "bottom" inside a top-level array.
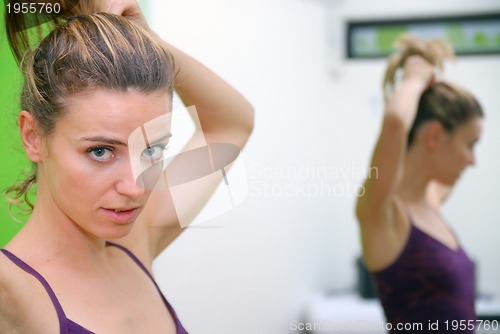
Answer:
[
  {"left": 356, "top": 36, "right": 483, "bottom": 333},
  {"left": 0, "top": 0, "right": 253, "bottom": 332}
]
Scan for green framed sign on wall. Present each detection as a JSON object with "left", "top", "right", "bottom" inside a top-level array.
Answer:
[{"left": 347, "top": 13, "right": 500, "bottom": 58}]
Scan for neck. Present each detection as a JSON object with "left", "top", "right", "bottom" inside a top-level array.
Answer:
[
  {"left": 396, "top": 147, "right": 432, "bottom": 204},
  {"left": 7, "top": 185, "right": 109, "bottom": 269}
]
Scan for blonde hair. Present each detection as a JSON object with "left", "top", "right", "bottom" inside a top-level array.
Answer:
[
  {"left": 383, "top": 35, "right": 484, "bottom": 147},
  {"left": 5, "top": 6, "right": 175, "bottom": 214}
]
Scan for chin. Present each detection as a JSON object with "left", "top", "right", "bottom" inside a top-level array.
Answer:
[
  {"left": 97, "top": 224, "right": 135, "bottom": 240},
  {"left": 434, "top": 175, "right": 457, "bottom": 186}
]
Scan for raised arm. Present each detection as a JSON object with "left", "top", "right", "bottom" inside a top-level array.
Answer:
[
  {"left": 106, "top": 0, "right": 254, "bottom": 260},
  {"left": 140, "top": 37, "right": 254, "bottom": 257},
  {"left": 104, "top": 0, "right": 254, "bottom": 145},
  {"left": 356, "top": 56, "right": 434, "bottom": 226}
]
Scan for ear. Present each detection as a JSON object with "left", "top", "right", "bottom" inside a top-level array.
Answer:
[
  {"left": 19, "top": 110, "right": 43, "bottom": 162},
  {"left": 421, "top": 121, "right": 445, "bottom": 151}
]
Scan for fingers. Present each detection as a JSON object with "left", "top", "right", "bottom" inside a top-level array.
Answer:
[
  {"left": 103, "top": 0, "right": 149, "bottom": 29},
  {"left": 105, "top": 0, "right": 132, "bottom": 16},
  {"left": 404, "top": 55, "right": 430, "bottom": 69},
  {"left": 402, "top": 55, "right": 436, "bottom": 86}
]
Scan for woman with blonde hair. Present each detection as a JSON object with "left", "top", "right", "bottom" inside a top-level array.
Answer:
[
  {"left": 0, "top": 0, "right": 253, "bottom": 332},
  {"left": 356, "top": 36, "right": 483, "bottom": 333}
]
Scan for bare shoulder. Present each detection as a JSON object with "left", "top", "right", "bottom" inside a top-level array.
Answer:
[
  {"left": 0, "top": 252, "right": 24, "bottom": 331},
  {"left": 0, "top": 251, "right": 59, "bottom": 333}
]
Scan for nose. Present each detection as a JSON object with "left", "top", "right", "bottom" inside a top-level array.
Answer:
[
  {"left": 115, "top": 162, "right": 146, "bottom": 198},
  {"left": 468, "top": 151, "right": 476, "bottom": 167}
]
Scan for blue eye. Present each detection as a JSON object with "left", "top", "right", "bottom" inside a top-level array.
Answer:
[
  {"left": 88, "top": 146, "right": 114, "bottom": 162},
  {"left": 141, "top": 144, "right": 168, "bottom": 162}
]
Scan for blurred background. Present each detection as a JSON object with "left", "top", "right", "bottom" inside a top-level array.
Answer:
[{"left": 1, "top": 0, "right": 499, "bottom": 333}]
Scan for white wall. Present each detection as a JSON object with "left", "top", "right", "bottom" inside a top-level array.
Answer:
[{"left": 149, "top": 1, "right": 500, "bottom": 333}]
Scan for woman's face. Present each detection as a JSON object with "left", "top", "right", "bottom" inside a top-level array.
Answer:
[
  {"left": 433, "top": 116, "right": 483, "bottom": 185},
  {"left": 37, "top": 89, "right": 172, "bottom": 239}
]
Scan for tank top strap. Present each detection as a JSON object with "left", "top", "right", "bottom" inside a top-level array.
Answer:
[
  {"left": 105, "top": 242, "right": 187, "bottom": 333},
  {"left": 0, "top": 248, "right": 69, "bottom": 334},
  {"left": 105, "top": 241, "right": 155, "bottom": 280}
]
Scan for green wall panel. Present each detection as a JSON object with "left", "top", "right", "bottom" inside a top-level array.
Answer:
[
  {"left": 0, "top": 4, "right": 30, "bottom": 247},
  {"left": 0, "top": 1, "right": 151, "bottom": 247}
]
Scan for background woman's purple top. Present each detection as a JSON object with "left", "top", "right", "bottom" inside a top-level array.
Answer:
[
  {"left": 372, "top": 222, "right": 475, "bottom": 333},
  {"left": 0, "top": 242, "right": 188, "bottom": 334}
]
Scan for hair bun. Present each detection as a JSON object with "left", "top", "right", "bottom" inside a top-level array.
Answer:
[
  {"left": 396, "top": 35, "right": 454, "bottom": 69},
  {"left": 383, "top": 34, "right": 455, "bottom": 100}
]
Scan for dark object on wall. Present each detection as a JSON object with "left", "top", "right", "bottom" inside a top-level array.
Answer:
[
  {"left": 347, "top": 13, "right": 500, "bottom": 58},
  {"left": 356, "top": 257, "right": 377, "bottom": 299}
]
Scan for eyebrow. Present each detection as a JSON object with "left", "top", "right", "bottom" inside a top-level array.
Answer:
[
  {"left": 148, "top": 132, "right": 173, "bottom": 144},
  {"left": 80, "top": 132, "right": 172, "bottom": 146},
  {"left": 81, "top": 136, "right": 127, "bottom": 146}
]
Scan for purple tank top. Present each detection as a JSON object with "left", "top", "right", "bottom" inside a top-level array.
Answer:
[
  {"left": 371, "top": 222, "right": 476, "bottom": 333},
  {"left": 0, "top": 242, "right": 188, "bottom": 334}
]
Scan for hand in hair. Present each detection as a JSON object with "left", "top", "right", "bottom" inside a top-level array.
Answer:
[
  {"left": 402, "top": 55, "right": 436, "bottom": 89},
  {"left": 382, "top": 35, "right": 453, "bottom": 101},
  {"left": 102, "top": 0, "right": 149, "bottom": 30}
]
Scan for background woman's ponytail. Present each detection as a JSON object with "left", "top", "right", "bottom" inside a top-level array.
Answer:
[
  {"left": 382, "top": 35, "right": 484, "bottom": 148},
  {"left": 382, "top": 35, "right": 454, "bottom": 101}
]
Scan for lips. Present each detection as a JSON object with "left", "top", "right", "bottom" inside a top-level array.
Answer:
[
  {"left": 102, "top": 207, "right": 140, "bottom": 223},
  {"left": 111, "top": 207, "right": 138, "bottom": 212}
]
